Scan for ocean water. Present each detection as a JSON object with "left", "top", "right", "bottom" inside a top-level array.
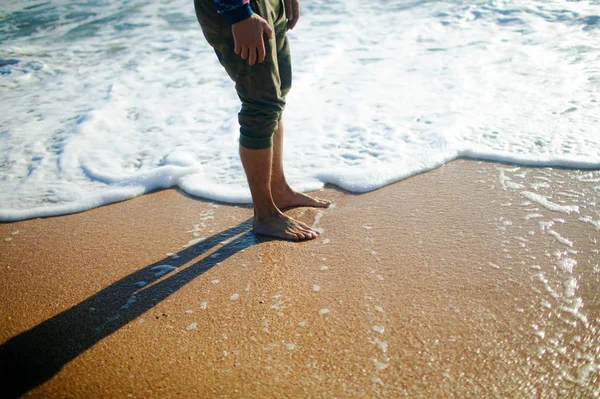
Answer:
[{"left": 1, "top": 0, "right": 599, "bottom": 221}]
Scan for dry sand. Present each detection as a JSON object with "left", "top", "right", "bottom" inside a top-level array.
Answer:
[{"left": 1, "top": 159, "right": 599, "bottom": 398}]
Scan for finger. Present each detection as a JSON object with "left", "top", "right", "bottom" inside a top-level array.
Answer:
[
  {"left": 248, "top": 47, "right": 257, "bottom": 66},
  {"left": 234, "top": 38, "right": 241, "bottom": 55},
  {"left": 240, "top": 46, "right": 249, "bottom": 60},
  {"left": 287, "top": 16, "right": 296, "bottom": 31},
  {"left": 285, "top": 0, "right": 292, "bottom": 24},
  {"left": 258, "top": 40, "right": 266, "bottom": 63},
  {"left": 288, "top": 0, "right": 300, "bottom": 30},
  {"left": 263, "top": 21, "right": 274, "bottom": 40},
  {"left": 293, "top": 0, "right": 300, "bottom": 21}
]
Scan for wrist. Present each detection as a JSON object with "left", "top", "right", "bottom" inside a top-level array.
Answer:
[{"left": 223, "top": 3, "right": 253, "bottom": 25}]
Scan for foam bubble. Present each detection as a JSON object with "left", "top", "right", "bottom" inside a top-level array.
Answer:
[
  {"left": 547, "top": 230, "right": 573, "bottom": 247},
  {"left": 372, "top": 359, "right": 389, "bottom": 371},
  {"left": 186, "top": 322, "right": 198, "bottom": 331},
  {"left": 521, "top": 192, "right": 579, "bottom": 214},
  {"left": 580, "top": 216, "right": 600, "bottom": 231},
  {"left": 372, "top": 325, "right": 385, "bottom": 335},
  {"left": 559, "top": 258, "right": 577, "bottom": 274}
]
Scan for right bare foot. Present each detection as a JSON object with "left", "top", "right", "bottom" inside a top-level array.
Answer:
[
  {"left": 273, "top": 188, "right": 331, "bottom": 211},
  {"left": 253, "top": 212, "right": 320, "bottom": 241}
]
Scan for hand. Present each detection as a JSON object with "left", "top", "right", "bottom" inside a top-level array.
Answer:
[
  {"left": 232, "top": 14, "right": 274, "bottom": 66},
  {"left": 284, "top": 0, "right": 300, "bottom": 30}
]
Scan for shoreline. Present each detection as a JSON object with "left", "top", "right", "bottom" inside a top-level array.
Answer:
[
  {"left": 3, "top": 155, "right": 600, "bottom": 225},
  {"left": 1, "top": 159, "right": 599, "bottom": 398}
]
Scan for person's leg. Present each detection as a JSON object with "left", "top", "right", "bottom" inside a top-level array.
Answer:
[
  {"left": 239, "top": 145, "right": 318, "bottom": 240},
  {"left": 267, "top": 2, "right": 330, "bottom": 210},
  {"left": 270, "top": 120, "right": 331, "bottom": 210},
  {"left": 194, "top": 0, "right": 320, "bottom": 241}
]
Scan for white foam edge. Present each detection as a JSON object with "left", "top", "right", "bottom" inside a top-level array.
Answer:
[
  {"left": 2, "top": 147, "right": 599, "bottom": 222},
  {"left": 0, "top": 164, "right": 199, "bottom": 222},
  {"left": 0, "top": 186, "right": 146, "bottom": 222}
]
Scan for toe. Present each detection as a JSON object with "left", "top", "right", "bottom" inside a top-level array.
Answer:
[
  {"left": 294, "top": 231, "right": 307, "bottom": 240},
  {"left": 302, "top": 228, "right": 318, "bottom": 240},
  {"left": 296, "top": 221, "right": 312, "bottom": 230},
  {"left": 287, "top": 231, "right": 300, "bottom": 241},
  {"left": 302, "top": 227, "right": 318, "bottom": 237}
]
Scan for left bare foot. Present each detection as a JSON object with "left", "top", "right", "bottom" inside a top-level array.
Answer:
[{"left": 273, "top": 189, "right": 331, "bottom": 210}]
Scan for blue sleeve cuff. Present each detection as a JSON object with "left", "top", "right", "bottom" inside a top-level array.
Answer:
[{"left": 222, "top": 3, "right": 253, "bottom": 25}]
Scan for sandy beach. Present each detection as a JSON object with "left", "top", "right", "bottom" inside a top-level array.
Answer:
[{"left": 1, "top": 159, "right": 599, "bottom": 398}]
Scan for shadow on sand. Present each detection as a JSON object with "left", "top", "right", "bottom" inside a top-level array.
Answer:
[{"left": 0, "top": 218, "right": 259, "bottom": 398}]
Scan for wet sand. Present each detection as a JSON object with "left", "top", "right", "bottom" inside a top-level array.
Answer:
[{"left": 1, "top": 159, "right": 599, "bottom": 398}]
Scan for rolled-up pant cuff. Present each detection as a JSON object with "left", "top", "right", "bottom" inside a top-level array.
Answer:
[{"left": 239, "top": 128, "right": 274, "bottom": 150}]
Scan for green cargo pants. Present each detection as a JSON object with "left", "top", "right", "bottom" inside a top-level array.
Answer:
[{"left": 194, "top": 0, "right": 292, "bottom": 149}]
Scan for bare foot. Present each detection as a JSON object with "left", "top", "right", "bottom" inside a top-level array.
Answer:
[
  {"left": 253, "top": 212, "right": 320, "bottom": 241},
  {"left": 273, "top": 188, "right": 331, "bottom": 211}
]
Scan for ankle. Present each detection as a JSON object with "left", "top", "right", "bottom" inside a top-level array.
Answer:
[
  {"left": 253, "top": 205, "right": 281, "bottom": 223},
  {"left": 271, "top": 185, "right": 295, "bottom": 198}
]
